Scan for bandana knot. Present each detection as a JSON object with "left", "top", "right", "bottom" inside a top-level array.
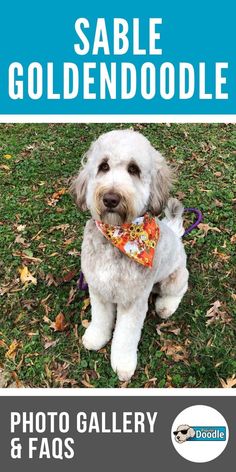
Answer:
[{"left": 95, "top": 214, "right": 160, "bottom": 268}]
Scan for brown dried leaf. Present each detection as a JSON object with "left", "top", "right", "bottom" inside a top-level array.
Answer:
[
  {"left": 212, "top": 248, "right": 230, "bottom": 262},
  {"left": 82, "top": 319, "right": 90, "bottom": 328},
  {"left": 230, "top": 234, "right": 236, "bottom": 244},
  {"left": 51, "top": 313, "right": 68, "bottom": 332},
  {"left": 49, "top": 224, "right": 70, "bottom": 233},
  {"left": 45, "top": 273, "right": 58, "bottom": 287},
  {"left": 0, "top": 339, "right": 7, "bottom": 349},
  {"left": 66, "top": 286, "right": 77, "bottom": 306},
  {"left": 206, "top": 300, "right": 232, "bottom": 326},
  {"left": 44, "top": 339, "right": 59, "bottom": 350},
  {"left": 156, "top": 320, "right": 181, "bottom": 336},
  {"left": 219, "top": 375, "right": 236, "bottom": 388},
  {"left": 214, "top": 199, "right": 223, "bottom": 208},
  {"left": 47, "top": 188, "right": 67, "bottom": 206},
  {"left": 160, "top": 339, "right": 189, "bottom": 363},
  {"left": 63, "top": 237, "right": 75, "bottom": 246},
  {"left": 198, "top": 223, "right": 221, "bottom": 236},
  {"left": 81, "top": 379, "right": 95, "bottom": 388},
  {"left": 61, "top": 269, "right": 77, "bottom": 283}
]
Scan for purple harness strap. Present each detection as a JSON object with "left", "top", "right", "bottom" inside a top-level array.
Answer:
[{"left": 77, "top": 207, "right": 203, "bottom": 292}]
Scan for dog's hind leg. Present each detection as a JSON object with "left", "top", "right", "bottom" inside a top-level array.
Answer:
[{"left": 155, "top": 266, "right": 189, "bottom": 319}]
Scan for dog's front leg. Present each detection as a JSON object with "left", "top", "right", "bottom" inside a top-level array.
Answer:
[
  {"left": 111, "top": 296, "right": 149, "bottom": 381},
  {"left": 82, "top": 289, "right": 116, "bottom": 351}
]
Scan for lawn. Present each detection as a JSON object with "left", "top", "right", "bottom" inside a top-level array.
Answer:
[{"left": 0, "top": 123, "right": 235, "bottom": 388}]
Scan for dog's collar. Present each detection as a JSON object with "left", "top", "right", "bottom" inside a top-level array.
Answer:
[{"left": 95, "top": 214, "right": 160, "bottom": 268}]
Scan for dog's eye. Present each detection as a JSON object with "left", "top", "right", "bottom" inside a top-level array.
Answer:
[
  {"left": 98, "top": 161, "right": 110, "bottom": 173},
  {"left": 127, "top": 163, "right": 140, "bottom": 177}
]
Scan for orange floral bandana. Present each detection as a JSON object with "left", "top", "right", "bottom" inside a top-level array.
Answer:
[{"left": 95, "top": 214, "right": 160, "bottom": 268}]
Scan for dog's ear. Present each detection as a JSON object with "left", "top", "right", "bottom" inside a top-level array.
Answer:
[
  {"left": 70, "top": 165, "right": 89, "bottom": 211},
  {"left": 188, "top": 428, "right": 195, "bottom": 438},
  {"left": 148, "top": 147, "right": 173, "bottom": 215}
]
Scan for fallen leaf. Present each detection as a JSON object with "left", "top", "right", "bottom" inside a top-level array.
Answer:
[
  {"left": 156, "top": 321, "right": 181, "bottom": 336},
  {"left": 61, "top": 269, "right": 77, "bottom": 283},
  {"left": 19, "top": 266, "right": 37, "bottom": 286},
  {"left": 47, "top": 188, "right": 67, "bottom": 206},
  {"left": 81, "top": 379, "right": 95, "bottom": 388},
  {"left": 0, "top": 339, "right": 7, "bottom": 349},
  {"left": 82, "top": 298, "right": 90, "bottom": 311},
  {"left": 63, "top": 237, "right": 75, "bottom": 246},
  {"left": 3, "top": 154, "right": 12, "bottom": 159},
  {"left": 68, "top": 248, "right": 80, "bottom": 257},
  {"left": 144, "top": 378, "right": 157, "bottom": 388},
  {"left": 49, "top": 224, "right": 70, "bottom": 233},
  {"left": 66, "top": 286, "right": 77, "bottom": 306},
  {"left": 14, "top": 235, "right": 27, "bottom": 246},
  {"left": 0, "top": 164, "right": 10, "bottom": 171},
  {"left": 82, "top": 319, "right": 90, "bottom": 328},
  {"left": 212, "top": 248, "right": 230, "bottom": 262},
  {"left": 16, "top": 224, "right": 26, "bottom": 232},
  {"left": 214, "top": 199, "right": 223, "bottom": 208},
  {"left": 51, "top": 362, "right": 77, "bottom": 387},
  {"left": 206, "top": 300, "right": 232, "bottom": 326},
  {"left": 45, "top": 273, "right": 58, "bottom": 287},
  {"left": 44, "top": 339, "right": 59, "bottom": 350},
  {"left": 0, "top": 369, "right": 9, "bottom": 387},
  {"left": 230, "top": 234, "right": 236, "bottom": 244},
  {"left": 198, "top": 223, "right": 221, "bottom": 236},
  {"left": 120, "top": 381, "right": 129, "bottom": 388},
  {"left": 176, "top": 191, "right": 186, "bottom": 200},
  {"left": 219, "top": 375, "right": 236, "bottom": 388},
  {"left": 51, "top": 313, "right": 68, "bottom": 332},
  {"left": 14, "top": 251, "right": 42, "bottom": 263},
  {"left": 160, "top": 339, "right": 189, "bottom": 363},
  {"left": 5, "top": 340, "right": 21, "bottom": 361}
]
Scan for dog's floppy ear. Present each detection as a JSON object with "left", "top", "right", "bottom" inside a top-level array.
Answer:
[
  {"left": 188, "top": 428, "right": 195, "bottom": 438},
  {"left": 148, "top": 147, "right": 173, "bottom": 215},
  {"left": 70, "top": 165, "right": 89, "bottom": 211}
]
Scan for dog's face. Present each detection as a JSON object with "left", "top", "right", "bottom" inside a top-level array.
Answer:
[
  {"left": 173, "top": 425, "right": 195, "bottom": 443},
  {"left": 71, "top": 129, "right": 172, "bottom": 224}
]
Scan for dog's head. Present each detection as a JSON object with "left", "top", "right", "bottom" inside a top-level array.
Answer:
[
  {"left": 71, "top": 129, "right": 172, "bottom": 224},
  {"left": 173, "top": 425, "right": 195, "bottom": 444}
]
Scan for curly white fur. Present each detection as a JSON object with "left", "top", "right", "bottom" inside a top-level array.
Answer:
[{"left": 71, "top": 129, "right": 189, "bottom": 381}]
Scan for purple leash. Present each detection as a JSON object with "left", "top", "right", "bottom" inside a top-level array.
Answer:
[
  {"left": 77, "top": 271, "right": 88, "bottom": 292},
  {"left": 77, "top": 207, "right": 203, "bottom": 292},
  {"left": 183, "top": 208, "right": 203, "bottom": 236}
]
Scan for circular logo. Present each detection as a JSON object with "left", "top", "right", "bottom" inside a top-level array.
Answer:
[{"left": 171, "top": 405, "right": 229, "bottom": 463}]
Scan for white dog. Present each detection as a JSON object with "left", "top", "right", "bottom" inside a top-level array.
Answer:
[
  {"left": 71, "top": 129, "right": 189, "bottom": 381},
  {"left": 173, "top": 425, "right": 196, "bottom": 443}
]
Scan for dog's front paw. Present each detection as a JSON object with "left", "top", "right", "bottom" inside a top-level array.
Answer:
[
  {"left": 111, "top": 350, "right": 137, "bottom": 381},
  {"left": 82, "top": 324, "right": 111, "bottom": 351}
]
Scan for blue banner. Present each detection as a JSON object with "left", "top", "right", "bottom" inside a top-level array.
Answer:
[
  {"left": 189, "top": 427, "right": 227, "bottom": 441},
  {"left": 0, "top": 0, "right": 235, "bottom": 114}
]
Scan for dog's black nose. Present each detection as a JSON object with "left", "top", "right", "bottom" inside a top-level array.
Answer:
[{"left": 103, "top": 192, "right": 121, "bottom": 209}]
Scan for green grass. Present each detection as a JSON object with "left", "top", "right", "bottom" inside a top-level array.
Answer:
[{"left": 0, "top": 123, "right": 235, "bottom": 388}]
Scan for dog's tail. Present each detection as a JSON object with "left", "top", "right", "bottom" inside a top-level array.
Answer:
[{"left": 163, "top": 198, "right": 185, "bottom": 237}]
